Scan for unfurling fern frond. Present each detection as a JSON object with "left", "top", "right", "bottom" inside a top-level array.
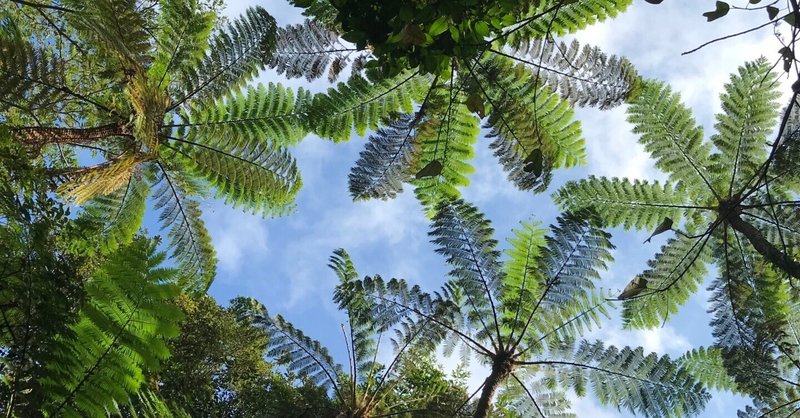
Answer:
[
  {"left": 709, "top": 58, "right": 779, "bottom": 192},
  {"left": 508, "top": 38, "right": 640, "bottom": 109},
  {"left": 176, "top": 7, "right": 277, "bottom": 107},
  {"left": 627, "top": 80, "right": 714, "bottom": 196},
  {"left": 150, "top": 164, "right": 216, "bottom": 292},
  {"left": 39, "top": 238, "right": 182, "bottom": 417},
  {"left": 0, "top": 16, "right": 66, "bottom": 113},
  {"left": 540, "top": 340, "right": 710, "bottom": 418},
  {"left": 79, "top": 172, "right": 150, "bottom": 253},
  {"left": 269, "top": 19, "right": 362, "bottom": 82},
  {"left": 554, "top": 176, "right": 687, "bottom": 230},
  {"left": 506, "top": 0, "right": 633, "bottom": 48},
  {"left": 622, "top": 234, "right": 711, "bottom": 329},
  {"left": 348, "top": 114, "right": 423, "bottom": 200},
  {"left": 477, "top": 57, "right": 583, "bottom": 192},
  {"left": 308, "top": 72, "right": 431, "bottom": 142},
  {"left": 233, "top": 297, "right": 344, "bottom": 395}
]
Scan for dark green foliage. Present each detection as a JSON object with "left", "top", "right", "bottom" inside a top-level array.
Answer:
[{"left": 269, "top": 20, "right": 363, "bottom": 82}]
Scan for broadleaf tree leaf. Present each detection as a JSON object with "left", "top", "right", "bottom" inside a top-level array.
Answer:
[
  {"left": 767, "top": 6, "right": 779, "bottom": 20},
  {"left": 416, "top": 160, "right": 443, "bottom": 179},
  {"left": 703, "top": 1, "right": 730, "bottom": 22}
]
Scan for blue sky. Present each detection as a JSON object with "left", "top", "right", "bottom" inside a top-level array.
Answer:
[{"left": 197, "top": 1, "right": 789, "bottom": 416}]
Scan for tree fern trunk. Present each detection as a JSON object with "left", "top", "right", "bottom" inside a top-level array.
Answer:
[
  {"left": 473, "top": 359, "right": 513, "bottom": 418},
  {"left": 728, "top": 214, "right": 800, "bottom": 279},
  {"left": 14, "top": 123, "right": 130, "bottom": 152}
]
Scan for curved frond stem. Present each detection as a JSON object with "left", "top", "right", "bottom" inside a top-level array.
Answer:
[
  {"left": 9, "top": 0, "right": 76, "bottom": 13},
  {"left": 339, "top": 323, "right": 356, "bottom": 406},
  {"left": 516, "top": 299, "right": 610, "bottom": 359},
  {"left": 510, "top": 222, "right": 591, "bottom": 352},
  {"left": 743, "top": 200, "right": 800, "bottom": 209},
  {"left": 361, "top": 331, "right": 383, "bottom": 405},
  {"left": 271, "top": 320, "right": 346, "bottom": 405},
  {"left": 682, "top": 16, "right": 783, "bottom": 56},
  {"left": 757, "top": 397, "right": 800, "bottom": 418},
  {"left": 453, "top": 380, "right": 486, "bottom": 416},
  {"left": 516, "top": 360, "right": 677, "bottom": 390},
  {"left": 510, "top": 371, "right": 545, "bottom": 418},
  {"left": 486, "top": 1, "right": 568, "bottom": 45},
  {"left": 372, "top": 294, "right": 493, "bottom": 357},
  {"left": 365, "top": 319, "right": 428, "bottom": 409}
]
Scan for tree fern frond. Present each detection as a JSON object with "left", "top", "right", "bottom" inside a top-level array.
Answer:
[
  {"left": 175, "top": 7, "right": 276, "bottom": 108},
  {"left": 535, "top": 340, "right": 710, "bottom": 418},
  {"left": 505, "top": 37, "right": 641, "bottom": 109},
  {"left": 478, "top": 57, "right": 583, "bottom": 192},
  {"left": 79, "top": 172, "right": 150, "bottom": 254},
  {"left": 61, "top": 0, "right": 153, "bottom": 67},
  {"left": 177, "top": 82, "right": 312, "bottom": 148},
  {"left": 149, "top": 0, "right": 215, "bottom": 86},
  {"left": 709, "top": 57, "right": 780, "bottom": 193},
  {"left": 677, "top": 346, "right": 740, "bottom": 393},
  {"left": 498, "top": 374, "right": 575, "bottom": 418},
  {"left": 308, "top": 72, "right": 431, "bottom": 142},
  {"left": 627, "top": 80, "right": 715, "bottom": 196},
  {"left": 39, "top": 238, "right": 182, "bottom": 417},
  {"left": 150, "top": 163, "right": 216, "bottom": 291},
  {"left": 233, "top": 297, "right": 345, "bottom": 398},
  {"left": 348, "top": 114, "right": 422, "bottom": 200},
  {"left": 269, "top": 19, "right": 361, "bottom": 82},
  {"left": 622, "top": 233, "right": 711, "bottom": 329},
  {"left": 506, "top": 0, "right": 633, "bottom": 48},
  {"left": 555, "top": 176, "right": 689, "bottom": 230},
  {"left": 0, "top": 16, "right": 65, "bottom": 114},
  {"left": 430, "top": 199, "right": 504, "bottom": 339},
  {"left": 499, "top": 220, "right": 547, "bottom": 332},
  {"left": 412, "top": 99, "right": 479, "bottom": 213}
]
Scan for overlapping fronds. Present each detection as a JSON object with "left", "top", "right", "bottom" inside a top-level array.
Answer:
[
  {"left": 232, "top": 297, "right": 344, "bottom": 396},
  {"left": 677, "top": 347, "right": 739, "bottom": 393},
  {"left": 540, "top": 340, "right": 710, "bottom": 418},
  {"left": 506, "top": 0, "right": 633, "bottom": 47},
  {"left": 627, "top": 80, "right": 714, "bottom": 195},
  {"left": 307, "top": 71, "right": 431, "bottom": 142},
  {"left": 508, "top": 38, "right": 640, "bottom": 109},
  {"left": 0, "top": 16, "right": 65, "bottom": 113},
  {"left": 709, "top": 58, "right": 779, "bottom": 192},
  {"left": 176, "top": 7, "right": 276, "bottom": 107},
  {"left": 268, "top": 19, "right": 361, "bottom": 82},
  {"left": 478, "top": 56, "right": 583, "bottom": 192},
  {"left": 622, "top": 234, "right": 711, "bottom": 329},
  {"left": 430, "top": 199, "right": 503, "bottom": 337},
  {"left": 149, "top": 0, "right": 215, "bottom": 85},
  {"left": 150, "top": 164, "right": 216, "bottom": 292},
  {"left": 497, "top": 374, "right": 575, "bottom": 418},
  {"left": 412, "top": 99, "right": 479, "bottom": 213},
  {"left": 348, "top": 114, "right": 422, "bottom": 200},
  {"left": 177, "top": 83, "right": 311, "bottom": 148},
  {"left": 115, "top": 388, "right": 192, "bottom": 418},
  {"left": 39, "top": 238, "right": 182, "bottom": 417},
  {"left": 79, "top": 172, "right": 150, "bottom": 253},
  {"left": 554, "top": 176, "right": 687, "bottom": 230},
  {"left": 499, "top": 220, "right": 547, "bottom": 332}
]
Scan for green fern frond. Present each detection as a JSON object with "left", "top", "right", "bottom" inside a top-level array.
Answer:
[
  {"left": 177, "top": 82, "right": 311, "bottom": 148},
  {"left": 150, "top": 164, "right": 216, "bottom": 292},
  {"left": 507, "top": 0, "right": 633, "bottom": 47},
  {"left": 39, "top": 238, "right": 182, "bottom": 417},
  {"left": 149, "top": 0, "right": 215, "bottom": 86},
  {"left": 269, "top": 19, "right": 361, "bottom": 82},
  {"left": 176, "top": 7, "right": 276, "bottom": 107},
  {"left": 234, "top": 297, "right": 344, "bottom": 396},
  {"left": 540, "top": 340, "right": 710, "bottom": 418},
  {"left": 709, "top": 57, "right": 780, "bottom": 193},
  {"left": 677, "top": 347, "right": 740, "bottom": 393},
  {"left": 479, "top": 57, "right": 583, "bottom": 192},
  {"left": 348, "top": 114, "right": 422, "bottom": 200},
  {"left": 412, "top": 99, "right": 479, "bottom": 213},
  {"left": 61, "top": 0, "right": 153, "bottom": 68},
  {"left": 308, "top": 72, "right": 432, "bottom": 142},
  {"left": 0, "top": 16, "right": 65, "bottom": 113},
  {"left": 499, "top": 220, "right": 547, "bottom": 332},
  {"left": 497, "top": 374, "right": 575, "bottom": 418},
  {"left": 627, "top": 80, "right": 715, "bottom": 195},
  {"left": 507, "top": 38, "right": 641, "bottom": 109},
  {"left": 80, "top": 172, "right": 150, "bottom": 254},
  {"left": 622, "top": 234, "right": 711, "bottom": 329},
  {"left": 554, "top": 176, "right": 687, "bottom": 230}
]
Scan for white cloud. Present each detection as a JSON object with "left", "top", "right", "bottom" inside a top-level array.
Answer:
[{"left": 204, "top": 204, "right": 269, "bottom": 276}]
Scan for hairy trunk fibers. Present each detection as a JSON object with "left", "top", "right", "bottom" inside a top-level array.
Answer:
[{"left": 728, "top": 213, "right": 800, "bottom": 279}]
